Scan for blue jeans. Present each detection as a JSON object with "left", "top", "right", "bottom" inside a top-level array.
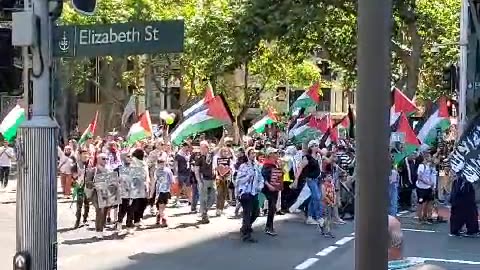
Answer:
[
  {"left": 307, "top": 178, "right": 322, "bottom": 219},
  {"left": 389, "top": 182, "right": 399, "bottom": 216}
]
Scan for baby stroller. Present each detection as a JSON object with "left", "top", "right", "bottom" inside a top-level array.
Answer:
[{"left": 339, "top": 175, "right": 355, "bottom": 220}]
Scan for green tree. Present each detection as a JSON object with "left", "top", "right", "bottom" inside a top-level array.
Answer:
[{"left": 232, "top": 0, "right": 460, "bottom": 99}]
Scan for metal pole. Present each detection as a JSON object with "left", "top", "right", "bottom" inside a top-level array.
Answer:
[
  {"left": 15, "top": 0, "right": 58, "bottom": 268},
  {"left": 355, "top": 0, "right": 392, "bottom": 269},
  {"left": 458, "top": 0, "right": 469, "bottom": 136}
]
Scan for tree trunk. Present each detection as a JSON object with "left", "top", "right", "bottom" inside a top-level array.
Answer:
[
  {"left": 405, "top": 21, "right": 422, "bottom": 99},
  {"left": 396, "top": 1, "right": 423, "bottom": 99},
  {"left": 235, "top": 62, "right": 249, "bottom": 135}
]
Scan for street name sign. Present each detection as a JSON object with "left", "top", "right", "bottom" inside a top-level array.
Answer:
[{"left": 53, "top": 20, "right": 184, "bottom": 57}]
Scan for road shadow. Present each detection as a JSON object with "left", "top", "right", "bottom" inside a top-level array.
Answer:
[
  {"left": 62, "top": 233, "right": 127, "bottom": 245},
  {"left": 170, "top": 211, "right": 196, "bottom": 217},
  {"left": 169, "top": 222, "right": 201, "bottom": 230},
  {"left": 109, "top": 217, "right": 346, "bottom": 270}
]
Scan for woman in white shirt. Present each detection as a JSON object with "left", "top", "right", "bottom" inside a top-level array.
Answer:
[{"left": 415, "top": 154, "right": 435, "bottom": 224}]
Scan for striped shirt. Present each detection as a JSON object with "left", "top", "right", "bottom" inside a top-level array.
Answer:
[{"left": 336, "top": 152, "right": 354, "bottom": 170}]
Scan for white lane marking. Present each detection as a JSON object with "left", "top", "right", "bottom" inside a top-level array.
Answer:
[
  {"left": 350, "top": 232, "right": 355, "bottom": 236},
  {"left": 407, "top": 257, "right": 480, "bottom": 265},
  {"left": 316, "top": 246, "right": 338, "bottom": 256},
  {"left": 402, "top": 228, "right": 435, "bottom": 233},
  {"left": 295, "top": 258, "right": 319, "bottom": 270},
  {"left": 335, "top": 236, "right": 354, "bottom": 246},
  {"left": 398, "top": 210, "right": 409, "bottom": 216}
]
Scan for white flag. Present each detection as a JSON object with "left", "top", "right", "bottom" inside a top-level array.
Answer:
[{"left": 121, "top": 96, "right": 136, "bottom": 127}]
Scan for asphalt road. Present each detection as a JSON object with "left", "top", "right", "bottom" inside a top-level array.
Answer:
[{"left": 1, "top": 180, "right": 479, "bottom": 270}]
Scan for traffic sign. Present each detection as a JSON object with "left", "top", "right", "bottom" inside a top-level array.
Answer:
[{"left": 52, "top": 20, "right": 185, "bottom": 57}]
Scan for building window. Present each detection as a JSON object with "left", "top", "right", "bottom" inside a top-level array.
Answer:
[
  {"left": 170, "top": 87, "right": 180, "bottom": 109},
  {"left": 276, "top": 86, "right": 287, "bottom": 101}
]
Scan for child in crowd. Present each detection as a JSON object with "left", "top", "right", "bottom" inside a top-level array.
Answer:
[
  {"left": 322, "top": 173, "right": 336, "bottom": 238},
  {"left": 154, "top": 157, "right": 174, "bottom": 227}
]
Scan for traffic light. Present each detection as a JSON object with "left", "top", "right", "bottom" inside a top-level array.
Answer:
[
  {"left": 71, "top": 0, "right": 97, "bottom": 16},
  {"left": 446, "top": 99, "right": 457, "bottom": 117},
  {"left": 0, "top": 27, "right": 22, "bottom": 95},
  {"left": 442, "top": 64, "right": 457, "bottom": 92}
]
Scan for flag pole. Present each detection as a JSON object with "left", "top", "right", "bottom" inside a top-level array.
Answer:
[{"left": 356, "top": 0, "right": 392, "bottom": 269}]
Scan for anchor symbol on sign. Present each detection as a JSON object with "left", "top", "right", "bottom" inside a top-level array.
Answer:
[{"left": 59, "top": 31, "right": 69, "bottom": 52}]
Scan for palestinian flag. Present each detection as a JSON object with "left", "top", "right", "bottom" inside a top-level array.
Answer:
[
  {"left": 392, "top": 113, "right": 420, "bottom": 165},
  {"left": 78, "top": 111, "right": 98, "bottom": 145},
  {"left": 288, "top": 114, "right": 329, "bottom": 143},
  {"left": 417, "top": 97, "right": 451, "bottom": 147},
  {"left": 390, "top": 88, "right": 416, "bottom": 126},
  {"left": 337, "top": 114, "right": 351, "bottom": 139},
  {"left": 0, "top": 105, "right": 25, "bottom": 142},
  {"left": 171, "top": 95, "right": 233, "bottom": 146},
  {"left": 127, "top": 111, "right": 153, "bottom": 144},
  {"left": 290, "top": 82, "right": 321, "bottom": 111},
  {"left": 249, "top": 108, "right": 278, "bottom": 134},
  {"left": 183, "top": 83, "right": 214, "bottom": 119}
]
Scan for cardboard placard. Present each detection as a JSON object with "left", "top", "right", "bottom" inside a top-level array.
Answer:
[
  {"left": 93, "top": 172, "right": 121, "bottom": 208},
  {"left": 119, "top": 167, "right": 147, "bottom": 199}
]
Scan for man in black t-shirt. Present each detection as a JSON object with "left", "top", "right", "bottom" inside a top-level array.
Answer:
[{"left": 193, "top": 141, "right": 216, "bottom": 224}]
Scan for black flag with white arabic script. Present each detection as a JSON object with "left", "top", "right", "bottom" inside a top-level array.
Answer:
[{"left": 450, "top": 113, "right": 480, "bottom": 183}]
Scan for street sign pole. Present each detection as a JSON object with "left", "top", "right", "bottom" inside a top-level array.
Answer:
[
  {"left": 356, "top": 0, "right": 392, "bottom": 269},
  {"left": 16, "top": 0, "right": 58, "bottom": 269},
  {"left": 458, "top": 0, "right": 469, "bottom": 136}
]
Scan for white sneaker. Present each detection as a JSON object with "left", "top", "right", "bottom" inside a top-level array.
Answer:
[
  {"left": 116, "top": 222, "right": 122, "bottom": 231},
  {"left": 306, "top": 217, "right": 319, "bottom": 225},
  {"left": 96, "top": 232, "right": 104, "bottom": 239},
  {"left": 216, "top": 209, "right": 222, "bottom": 216},
  {"left": 318, "top": 218, "right": 325, "bottom": 227},
  {"left": 289, "top": 207, "right": 302, "bottom": 214}
]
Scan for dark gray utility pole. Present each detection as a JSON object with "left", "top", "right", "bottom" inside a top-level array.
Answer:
[
  {"left": 355, "top": 0, "right": 392, "bottom": 269},
  {"left": 13, "top": 0, "right": 59, "bottom": 268}
]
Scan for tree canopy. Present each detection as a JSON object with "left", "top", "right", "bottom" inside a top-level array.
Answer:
[
  {"left": 232, "top": 0, "right": 460, "bottom": 99},
  {"left": 57, "top": 0, "right": 459, "bottom": 135}
]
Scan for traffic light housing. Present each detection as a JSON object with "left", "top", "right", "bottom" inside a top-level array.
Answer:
[
  {"left": 0, "top": 27, "right": 22, "bottom": 95},
  {"left": 442, "top": 64, "right": 457, "bottom": 93},
  {"left": 71, "top": 0, "right": 97, "bottom": 16},
  {"left": 446, "top": 99, "right": 457, "bottom": 117}
]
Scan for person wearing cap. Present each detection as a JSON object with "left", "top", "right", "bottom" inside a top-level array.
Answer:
[
  {"left": 154, "top": 156, "right": 174, "bottom": 227},
  {"left": 280, "top": 146, "right": 297, "bottom": 211},
  {"left": 294, "top": 139, "right": 323, "bottom": 226},
  {"left": 193, "top": 140, "right": 216, "bottom": 224},
  {"left": 260, "top": 147, "right": 283, "bottom": 236},
  {"left": 236, "top": 147, "right": 264, "bottom": 242}
]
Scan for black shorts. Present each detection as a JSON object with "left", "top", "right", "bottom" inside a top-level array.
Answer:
[
  {"left": 416, "top": 188, "right": 433, "bottom": 204},
  {"left": 157, "top": 192, "right": 171, "bottom": 205}
]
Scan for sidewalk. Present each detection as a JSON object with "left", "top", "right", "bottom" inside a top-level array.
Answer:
[{"left": 0, "top": 178, "right": 70, "bottom": 204}]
